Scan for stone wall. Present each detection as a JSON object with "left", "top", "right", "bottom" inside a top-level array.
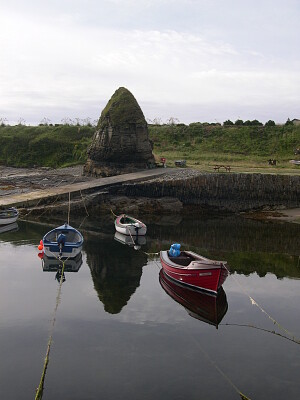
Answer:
[{"left": 113, "top": 172, "right": 300, "bottom": 212}]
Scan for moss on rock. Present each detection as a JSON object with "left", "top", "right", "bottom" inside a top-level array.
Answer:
[{"left": 97, "top": 87, "right": 146, "bottom": 129}]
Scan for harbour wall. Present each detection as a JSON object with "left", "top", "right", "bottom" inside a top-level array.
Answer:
[{"left": 111, "top": 172, "right": 300, "bottom": 212}]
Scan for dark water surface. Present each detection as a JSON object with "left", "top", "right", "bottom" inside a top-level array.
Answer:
[{"left": 0, "top": 214, "right": 299, "bottom": 400}]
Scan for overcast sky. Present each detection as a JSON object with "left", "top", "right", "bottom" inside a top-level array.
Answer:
[{"left": 0, "top": 0, "right": 299, "bottom": 125}]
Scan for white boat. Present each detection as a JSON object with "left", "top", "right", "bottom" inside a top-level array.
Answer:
[
  {"left": 115, "top": 214, "right": 147, "bottom": 236},
  {"left": 0, "top": 208, "right": 19, "bottom": 225}
]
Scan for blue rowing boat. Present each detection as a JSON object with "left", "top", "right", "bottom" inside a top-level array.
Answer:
[{"left": 43, "top": 223, "right": 83, "bottom": 258}]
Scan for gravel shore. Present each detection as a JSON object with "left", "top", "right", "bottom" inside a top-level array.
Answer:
[{"left": 0, "top": 165, "right": 94, "bottom": 196}]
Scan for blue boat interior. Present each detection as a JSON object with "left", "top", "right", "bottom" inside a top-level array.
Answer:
[{"left": 45, "top": 229, "right": 82, "bottom": 244}]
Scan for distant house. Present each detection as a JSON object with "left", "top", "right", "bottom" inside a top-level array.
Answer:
[{"left": 292, "top": 119, "right": 300, "bottom": 125}]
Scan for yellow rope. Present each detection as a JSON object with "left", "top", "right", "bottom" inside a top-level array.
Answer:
[
  {"left": 110, "top": 208, "right": 118, "bottom": 218},
  {"left": 222, "top": 323, "right": 300, "bottom": 345},
  {"left": 35, "top": 260, "right": 66, "bottom": 399}
]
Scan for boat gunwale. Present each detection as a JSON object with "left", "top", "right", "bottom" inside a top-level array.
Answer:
[
  {"left": 115, "top": 214, "right": 146, "bottom": 228},
  {"left": 43, "top": 224, "right": 83, "bottom": 246},
  {"left": 160, "top": 250, "right": 227, "bottom": 270}
]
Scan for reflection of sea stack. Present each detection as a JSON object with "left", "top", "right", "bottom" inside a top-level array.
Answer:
[
  {"left": 84, "top": 87, "right": 155, "bottom": 177},
  {"left": 85, "top": 235, "right": 147, "bottom": 314}
]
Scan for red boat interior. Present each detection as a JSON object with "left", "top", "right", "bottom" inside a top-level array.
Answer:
[{"left": 168, "top": 251, "right": 194, "bottom": 267}]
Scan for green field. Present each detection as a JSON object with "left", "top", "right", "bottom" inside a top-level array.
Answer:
[
  {"left": 149, "top": 123, "right": 300, "bottom": 174},
  {"left": 0, "top": 122, "right": 299, "bottom": 174}
]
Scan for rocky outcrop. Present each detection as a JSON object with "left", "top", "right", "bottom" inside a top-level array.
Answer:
[{"left": 84, "top": 87, "right": 155, "bottom": 176}]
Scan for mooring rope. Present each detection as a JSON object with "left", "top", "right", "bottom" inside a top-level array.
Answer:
[
  {"left": 20, "top": 174, "right": 81, "bottom": 221},
  {"left": 67, "top": 192, "right": 71, "bottom": 225},
  {"left": 80, "top": 190, "right": 89, "bottom": 217},
  {"left": 225, "top": 266, "right": 300, "bottom": 344},
  {"left": 110, "top": 208, "right": 118, "bottom": 218},
  {"left": 221, "top": 323, "right": 300, "bottom": 345},
  {"left": 35, "top": 259, "right": 66, "bottom": 400},
  {"left": 181, "top": 325, "right": 252, "bottom": 400}
]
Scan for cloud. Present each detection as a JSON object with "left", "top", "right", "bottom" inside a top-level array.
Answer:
[{"left": 0, "top": 3, "right": 299, "bottom": 124}]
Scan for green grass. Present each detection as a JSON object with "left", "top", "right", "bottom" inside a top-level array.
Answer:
[
  {"left": 149, "top": 123, "right": 300, "bottom": 174},
  {"left": 0, "top": 122, "right": 299, "bottom": 172},
  {"left": 0, "top": 125, "right": 94, "bottom": 167}
]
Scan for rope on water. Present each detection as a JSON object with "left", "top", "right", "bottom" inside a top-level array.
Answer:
[
  {"left": 35, "top": 260, "right": 66, "bottom": 400},
  {"left": 221, "top": 323, "right": 300, "bottom": 345},
  {"left": 182, "top": 325, "right": 252, "bottom": 400},
  {"left": 225, "top": 266, "right": 300, "bottom": 343}
]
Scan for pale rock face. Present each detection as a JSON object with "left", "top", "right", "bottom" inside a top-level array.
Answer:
[{"left": 84, "top": 87, "right": 155, "bottom": 176}]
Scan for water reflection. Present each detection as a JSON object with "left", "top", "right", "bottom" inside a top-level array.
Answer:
[
  {"left": 148, "top": 215, "right": 300, "bottom": 279},
  {"left": 85, "top": 233, "right": 148, "bottom": 314},
  {"left": 159, "top": 269, "right": 228, "bottom": 328},
  {"left": 41, "top": 252, "right": 83, "bottom": 273},
  {"left": 40, "top": 252, "right": 83, "bottom": 283},
  {"left": 114, "top": 231, "right": 146, "bottom": 250},
  {"left": 0, "top": 222, "right": 19, "bottom": 234}
]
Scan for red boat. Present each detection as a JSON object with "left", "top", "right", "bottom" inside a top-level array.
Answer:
[
  {"left": 159, "top": 270, "right": 228, "bottom": 328},
  {"left": 160, "top": 249, "right": 229, "bottom": 295}
]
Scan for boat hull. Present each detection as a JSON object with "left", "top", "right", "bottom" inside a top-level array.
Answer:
[
  {"left": 43, "top": 244, "right": 83, "bottom": 258},
  {"left": 0, "top": 208, "right": 19, "bottom": 226},
  {"left": 160, "top": 251, "right": 228, "bottom": 294}
]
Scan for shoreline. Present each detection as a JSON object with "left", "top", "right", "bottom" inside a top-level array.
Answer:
[{"left": 1, "top": 165, "right": 300, "bottom": 223}]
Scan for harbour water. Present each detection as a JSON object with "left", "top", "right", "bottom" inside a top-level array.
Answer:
[{"left": 0, "top": 214, "right": 299, "bottom": 400}]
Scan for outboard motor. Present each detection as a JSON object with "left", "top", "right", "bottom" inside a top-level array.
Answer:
[
  {"left": 57, "top": 233, "right": 66, "bottom": 256},
  {"left": 169, "top": 243, "right": 181, "bottom": 257}
]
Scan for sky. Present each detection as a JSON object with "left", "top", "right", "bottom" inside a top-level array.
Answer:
[{"left": 0, "top": 0, "right": 299, "bottom": 125}]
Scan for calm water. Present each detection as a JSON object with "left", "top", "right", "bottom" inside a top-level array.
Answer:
[{"left": 0, "top": 214, "right": 299, "bottom": 400}]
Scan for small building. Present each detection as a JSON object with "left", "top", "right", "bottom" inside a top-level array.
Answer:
[{"left": 292, "top": 119, "right": 300, "bottom": 126}]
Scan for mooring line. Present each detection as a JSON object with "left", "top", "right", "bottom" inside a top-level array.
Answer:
[
  {"left": 226, "top": 267, "right": 299, "bottom": 343},
  {"left": 80, "top": 189, "right": 89, "bottom": 217},
  {"left": 67, "top": 192, "right": 71, "bottom": 225},
  {"left": 110, "top": 208, "right": 118, "bottom": 218},
  {"left": 181, "top": 325, "right": 252, "bottom": 399},
  {"left": 21, "top": 174, "right": 80, "bottom": 221},
  {"left": 221, "top": 323, "right": 300, "bottom": 345},
  {"left": 35, "top": 260, "right": 66, "bottom": 400}
]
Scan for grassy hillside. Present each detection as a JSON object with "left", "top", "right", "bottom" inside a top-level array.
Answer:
[
  {"left": 149, "top": 123, "right": 300, "bottom": 171},
  {"left": 0, "top": 125, "right": 94, "bottom": 167},
  {"left": 0, "top": 123, "right": 299, "bottom": 169}
]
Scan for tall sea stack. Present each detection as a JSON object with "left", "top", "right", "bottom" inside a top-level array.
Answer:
[{"left": 84, "top": 87, "right": 155, "bottom": 177}]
